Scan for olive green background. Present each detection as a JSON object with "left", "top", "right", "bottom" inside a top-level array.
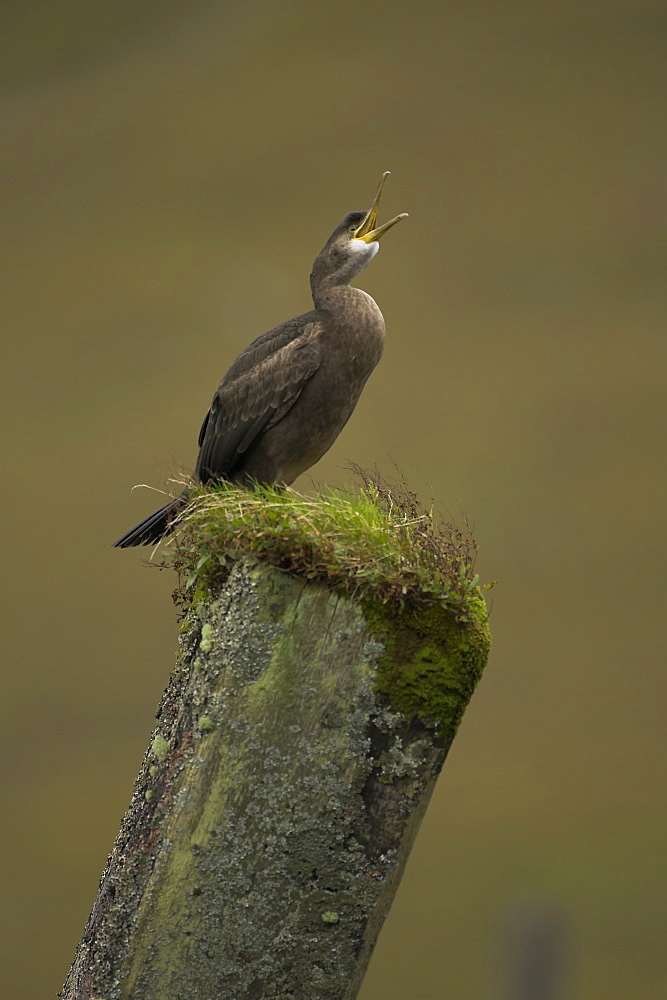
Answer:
[{"left": 2, "top": 1, "right": 665, "bottom": 997}]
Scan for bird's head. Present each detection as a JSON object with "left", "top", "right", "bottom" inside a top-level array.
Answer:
[{"left": 310, "top": 172, "right": 407, "bottom": 295}]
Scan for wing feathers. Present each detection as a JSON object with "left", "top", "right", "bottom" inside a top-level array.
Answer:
[{"left": 195, "top": 320, "right": 321, "bottom": 482}]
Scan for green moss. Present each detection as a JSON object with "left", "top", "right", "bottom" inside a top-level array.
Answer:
[
  {"left": 321, "top": 911, "right": 340, "bottom": 924},
  {"left": 171, "top": 471, "right": 481, "bottom": 619},
  {"left": 151, "top": 733, "right": 169, "bottom": 762},
  {"left": 364, "top": 591, "right": 490, "bottom": 742},
  {"left": 197, "top": 715, "right": 214, "bottom": 732},
  {"left": 145, "top": 790, "right": 153, "bottom": 802}
]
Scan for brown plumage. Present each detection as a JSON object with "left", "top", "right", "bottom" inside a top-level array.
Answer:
[{"left": 113, "top": 174, "right": 407, "bottom": 547}]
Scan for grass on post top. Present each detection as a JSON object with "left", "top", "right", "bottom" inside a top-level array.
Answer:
[{"left": 171, "top": 466, "right": 480, "bottom": 620}]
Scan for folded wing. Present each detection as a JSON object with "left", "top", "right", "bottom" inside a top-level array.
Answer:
[{"left": 195, "top": 317, "right": 322, "bottom": 482}]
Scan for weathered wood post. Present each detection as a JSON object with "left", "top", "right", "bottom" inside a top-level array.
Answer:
[{"left": 61, "top": 482, "right": 490, "bottom": 1000}]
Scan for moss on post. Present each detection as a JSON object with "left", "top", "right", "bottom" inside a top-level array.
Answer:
[{"left": 61, "top": 478, "right": 490, "bottom": 1000}]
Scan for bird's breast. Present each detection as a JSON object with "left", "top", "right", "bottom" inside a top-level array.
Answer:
[{"left": 320, "top": 287, "right": 385, "bottom": 376}]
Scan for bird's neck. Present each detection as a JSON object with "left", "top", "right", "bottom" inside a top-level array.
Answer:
[{"left": 311, "top": 281, "right": 381, "bottom": 321}]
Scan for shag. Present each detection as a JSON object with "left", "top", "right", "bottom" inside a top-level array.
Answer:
[{"left": 113, "top": 172, "right": 407, "bottom": 547}]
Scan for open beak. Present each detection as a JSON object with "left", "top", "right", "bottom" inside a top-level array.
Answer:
[{"left": 353, "top": 171, "right": 408, "bottom": 243}]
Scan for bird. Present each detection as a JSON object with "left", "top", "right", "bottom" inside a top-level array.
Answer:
[{"left": 113, "top": 172, "right": 407, "bottom": 548}]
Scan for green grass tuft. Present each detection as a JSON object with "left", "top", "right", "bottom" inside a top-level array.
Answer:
[{"left": 171, "top": 467, "right": 481, "bottom": 620}]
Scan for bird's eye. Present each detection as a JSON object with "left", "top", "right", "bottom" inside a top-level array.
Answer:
[{"left": 348, "top": 224, "right": 358, "bottom": 234}]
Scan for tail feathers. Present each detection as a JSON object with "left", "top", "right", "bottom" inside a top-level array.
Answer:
[{"left": 113, "top": 495, "right": 186, "bottom": 548}]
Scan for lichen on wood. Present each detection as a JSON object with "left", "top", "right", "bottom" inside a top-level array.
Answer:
[{"left": 62, "top": 477, "right": 490, "bottom": 1000}]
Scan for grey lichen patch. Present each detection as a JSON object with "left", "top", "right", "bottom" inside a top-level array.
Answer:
[
  {"left": 194, "top": 562, "right": 284, "bottom": 685},
  {"left": 150, "top": 733, "right": 169, "bottom": 762},
  {"left": 379, "top": 735, "right": 430, "bottom": 781},
  {"left": 363, "top": 638, "right": 385, "bottom": 663}
]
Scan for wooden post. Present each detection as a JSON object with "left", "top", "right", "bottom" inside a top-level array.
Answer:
[{"left": 61, "top": 557, "right": 490, "bottom": 1000}]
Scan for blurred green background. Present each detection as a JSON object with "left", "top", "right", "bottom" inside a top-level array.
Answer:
[{"left": 2, "top": 1, "right": 665, "bottom": 997}]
